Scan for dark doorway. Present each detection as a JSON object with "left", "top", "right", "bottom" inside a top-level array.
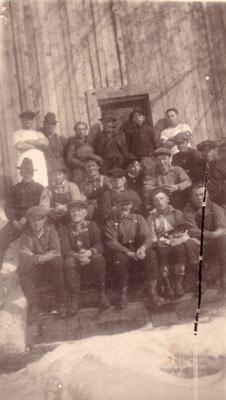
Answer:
[{"left": 98, "top": 94, "right": 153, "bottom": 131}]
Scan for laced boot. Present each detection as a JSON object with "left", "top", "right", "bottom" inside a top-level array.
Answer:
[
  {"left": 162, "top": 277, "right": 175, "bottom": 298},
  {"left": 119, "top": 286, "right": 128, "bottom": 309},
  {"left": 99, "top": 289, "right": 111, "bottom": 309},
  {"left": 67, "top": 294, "right": 80, "bottom": 317},
  {"left": 27, "top": 303, "right": 39, "bottom": 325},
  {"left": 148, "top": 279, "right": 164, "bottom": 306},
  {"left": 175, "top": 275, "right": 185, "bottom": 296}
]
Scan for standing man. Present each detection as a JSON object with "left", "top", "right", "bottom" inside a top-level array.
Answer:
[
  {"left": 143, "top": 148, "right": 191, "bottom": 210},
  {"left": 13, "top": 111, "right": 49, "bottom": 186},
  {"left": 160, "top": 108, "right": 192, "bottom": 156},
  {"left": 93, "top": 115, "right": 128, "bottom": 173},
  {"left": 105, "top": 195, "right": 163, "bottom": 308},
  {"left": 0, "top": 158, "right": 43, "bottom": 269},
  {"left": 17, "top": 206, "right": 66, "bottom": 324},
  {"left": 38, "top": 112, "right": 66, "bottom": 173},
  {"left": 59, "top": 200, "right": 110, "bottom": 316},
  {"left": 183, "top": 183, "right": 226, "bottom": 297}
]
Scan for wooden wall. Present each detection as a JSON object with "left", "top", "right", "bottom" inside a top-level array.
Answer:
[{"left": 1, "top": 0, "right": 226, "bottom": 197}]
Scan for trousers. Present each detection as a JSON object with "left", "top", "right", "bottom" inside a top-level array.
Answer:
[
  {"left": 153, "top": 244, "right": 186, "bottom": 277},
  {"left": 0, "top": 222, "right": 22, "bottom": 268}
]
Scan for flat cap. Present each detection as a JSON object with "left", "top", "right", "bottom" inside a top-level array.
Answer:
[
  {"left": 19, "top": 111, "right": 36, "bottom": 119},
  {"left": 48, "top": 159, "right": 67, "bottom": 175},
  {"left": 129, "top": 106, "right": 145, "bottom": 121},
  {"left": 113, "top": 192, "right": 133, "bottom": 205},
  {"left": 107, "top": 168, "right": 126, "bottom": 178},
  {"left": 84, "top": 154, "right": 103, "bottom": 166},
  {"left": 153, "top": 147, "right": 171, "bottom": 157},
  {"left": 197, "top": 140, "right": 217, "bottom": 152},
  {"left": 67, "top": 200, "right": 88, "bottom": 210},
  {"left": 123, "top": 154, "right": 141, "bottom": 168},
  {"left": 26, "top": 206, "right": 48, "bottom": 219},
  {"left": 175, "top": 131, "right": 191, "bottom": 142},
  {"left": 151, "top": 187, "right": 170, "bottom": 199},
  {"left": 99, "top": 114, "right": 116, "bottom": 122}
]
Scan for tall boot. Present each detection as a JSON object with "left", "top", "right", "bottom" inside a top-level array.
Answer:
[
  {"left": 67, "top": 293, "right": 80, "bottom": 317},
  {"left": 119, "top": 286, "right": 128, "bottom": 309},
  {"left": 162, "top": 277, "right": 175, "bottom": 298},
  {"left": 148, "top": 279, "right": 164, "bottom": 306},
  {"left": 175, "top": 275, "right": 185, "bottom": 296}
]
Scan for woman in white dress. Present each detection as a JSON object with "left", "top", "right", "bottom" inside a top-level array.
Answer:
[{"left": 14, "top": 111, "right": 49, "bottom": 186}]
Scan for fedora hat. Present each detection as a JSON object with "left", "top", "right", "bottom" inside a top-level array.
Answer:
[
  {"left": 43, "top": 112, "right": 58, "bottom": 125},
  {"left": 16, "top": 158, "right": 37, "bottom": 171}
]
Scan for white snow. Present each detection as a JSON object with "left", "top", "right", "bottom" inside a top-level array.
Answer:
[{"left": 0, "top": 316, "right": 225, "bottom": 400}]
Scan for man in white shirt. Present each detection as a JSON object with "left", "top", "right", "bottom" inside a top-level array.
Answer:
[
  {"left": 14, "top": 111, "right": 49, "bottom": 186},
  {"left": 160, "top": 108, "right": 192, "bottom": 156}
]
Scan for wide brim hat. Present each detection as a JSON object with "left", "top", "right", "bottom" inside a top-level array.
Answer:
[
  {"left": 43, "top": 112, "right": 58, "bottom": 124},
  {"left": 19, "top": 110, "right": 36, "bottom": 119},
  {"left": 67, "top": 200, "right": 88, "bottom": 211},
  {"left": 107, "top": 168, "right": 127, "bottom": 178},
  {"left": 153, "top": 147, "right": 171, "bottom": 157},
  {"left": 26, "top": 206, "right": 49, "bottom": 219},
  {"left": 16, "top": 157, "right": 37, "bottom": 171},
  {"left": 48, "top": 160, "right": 67, "bottom": 175},
  {"left": 84, "top": 154, "right": 103, "bottom": 166},
  {"left": 197, "top": 140, "right": 217, "bottom": 152}
]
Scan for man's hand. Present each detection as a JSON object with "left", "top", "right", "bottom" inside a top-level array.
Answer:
[
  {"left": 210, "top": 227, "right": 226, "bottom": 239},
  {"left": 12, "top": 220, "right": 23, "bottom": 231},
  {"left": 164, "top": 184, "right": 179, "bottom": 193},
  {"left": 127, "top": 251, "right": 138, "bottom": 260},
  {"left": 136, "top": 246, "right": 146, "bottom": 260},
  {"left": 39, "top": 250, "right": 60, "bottom": 263},
  {"left": 19, "top": 217, "right": 27, "bottom": 226}
]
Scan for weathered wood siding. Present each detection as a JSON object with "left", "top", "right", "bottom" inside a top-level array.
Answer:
[{"left": 1, "top": 0, "right": 226, "bottom": 196}]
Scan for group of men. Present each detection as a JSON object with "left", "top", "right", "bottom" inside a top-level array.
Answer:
[{"left": 1, "top": 106, "right": 226, "bottom": 324}]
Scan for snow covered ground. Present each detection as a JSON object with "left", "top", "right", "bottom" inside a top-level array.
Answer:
[{"left": 0, "top": 315, "right": 225, "bottom": 400}]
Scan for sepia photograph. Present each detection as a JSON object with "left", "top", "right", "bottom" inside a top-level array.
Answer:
[{"left": 0, "top": 0, "right": 226, "bottom": 398}]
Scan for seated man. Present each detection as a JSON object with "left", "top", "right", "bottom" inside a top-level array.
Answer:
[
  {"left": 17, "top": 206, "right": 66, "bottom": 324},
  {"left": 104, "top": 194, "right": 162, "bottom": 308},
  {"left": 183, "top": 183, "right": 226, "bottom": 296},
  {"left": 160, "top": 108, "right": 192, "bottom": 156},
  {"left": 0, "top": 158, "right": 43, "bottom": 269},
  {"left": 123, "top": 154, "right": 144, "bottom": 198},
  {"left": 147, "top": 188, "right": 188, "bottom": 298},
  {"left": 172, "top": 132, "right": 203, "bottom": 182},
  {"left": 101, "top": 168, "right": 142, "bottom": 222},
  {"left": 93, "top": 115, "right": 128, "bottom": 173},
  {"left": 59, "top": 200, "right": 110, "bottom": 316},
  {"left": 40, "top": 159, "right": 83, "bottom": 228},
  {"left": 143, "top": 148, "right": 191, "bottom": 210},
  {"left": 83, "top": 154, "right": 111, "bottom": 222}
]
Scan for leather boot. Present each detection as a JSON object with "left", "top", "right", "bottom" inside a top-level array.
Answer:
[
  {"left": 27, "top": 303, "right": 39, "bottom": 325},
  {"left": 57, "top": 302, "right": 68, "bottom": 319},
  {"left": 175, "top": 275, "right": 185, "bottom": 296},
  {"left": 119, "top": 286, "right": 128, "bottom": 309},
  {"left": 162, "top": 277, "right": 175, "bottom": 298},
  {"left": 67, "top": 294, "right": 80, "bottom": 317},
  {"left": 99, "top": 290, "right": 111, "bottom": 309},
  {"left": 148, "top": 279, "right": 164, "bottom": 306}
]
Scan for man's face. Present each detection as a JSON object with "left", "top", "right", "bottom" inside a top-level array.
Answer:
[
  {"left": 176, "top": 140, "right": 189, "bottom": 153},
  {"left": 116, "top": 202, "right": 133, "bottom": 217},
  {"left": 201, "top": 146, "right": 216, "bottom": 162},
  {"left": 132, "top": 112, "right": 145, "bottom": 126},
  {"left": 166, "top": 111, "right": 178, "bottom": 127},
  {"left": 50, "top": 170, "right": 65, "bottom": 185},
  {"left": 153, "top": 192, "right": 169, "bottom": 211},
  {"left": 29, "top": 215, "right": 46, "bottom": 233},
  {"left": 191, "top": 187, "right": 205, "bottom": 208},
  {"left": 70, "top": 207, "right": 87, "bottom": 224},
  {"left": 44, "top": 122, "right": 56, "bottom": 136},
  {"left": 85, "top": 160, "right": 100, "bottom": 178},
  {"left": 103, "top": 121, "right": 115, "bottom": 135},
  {"left": 111, "top": 176, "right": 126, "bottom": 191},
  {"left": 21, "top": 117, "right": 33, "bottom": 130},
  {"left": 127, "top": 161, "right": 142, "bottom": 176},
  {"left": 75, "top": 124, "right": 87, "bottom": 139},
  {"left": 20, "top": 167, "right": 33, "bottom": 182},
  {"left": 156, "top": 155, "right": 171, "bottom": 173}
]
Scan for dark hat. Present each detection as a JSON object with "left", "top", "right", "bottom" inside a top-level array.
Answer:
[
  {"left": 16, "top": 157, "right": 37, "bottom": 171},
  {"left": 129, "top": 106, "right": 145, "bottom": 121},
  {"left": 151, "top": 187, "right": 170, "bottom": 200},
  {"left": 19, "top": 110, "right": 36, "bottom": 119},
  {"left": 175, "top": 131, "right": 191, "bottom": 142},
  {"left": 99, "top": 114, "right": 116, "bottom": 122},
  {"left": 26, "top": 206, "right": 48, "bottom": 219},
  {"left": 113, "top": 192, "right": 133, "bottom": 206},
  {"left": 43, "top": 112, "right": 58, "bottom": 124},
  {"left": 67, "top": 200, "right": 88, "bottom": 211},
  {"left": 48, "top": 160, "right": 67, "bottom": 175},
  {"left": 84, "top": 154, "right": 103, "bottom": 166},
  {"left": 107, "top": 168, "right": 126, "bottom": 178},
  {"left": 123, "top": 154, "right": 141, "bottom": 168},
  {"left": 197, "top": 140, "right": 217, "bottom": 152},
  {"left": 153, "top": 148, "right": 171, "bottom": 157}
]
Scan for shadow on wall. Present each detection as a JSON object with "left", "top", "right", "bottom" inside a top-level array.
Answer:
[{"left": 0, "top": 175, "right": 12, "bottom": 201}]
